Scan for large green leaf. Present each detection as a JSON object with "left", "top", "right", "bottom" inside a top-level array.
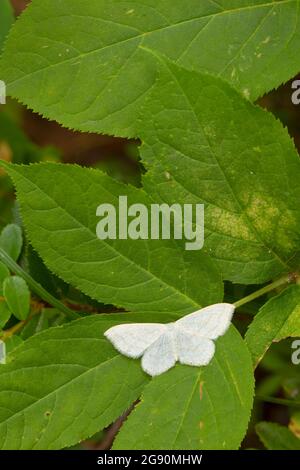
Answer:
[
  {"left": 2, "top": 0, "right": 300, "bottom": 134},
  {"left": 256, "top": 422, "right": 300, "bottom": 450},
  {"left": 0, "top": 314, "right": 151, "bottom": 450},
  {"left": 0, "top": 314, "right": 254, "bottom": 450},
  {"left": 113, "top": 327, "right": 254, "bottom": 450},
  {"left": 246, "top": 286, "right": 300, "bottom": 367},
  {"left": 0, "top": 0, "right": 14, "bottom": 50},
  {"left": 141, "top": 57, "right": 300, "bottom": 284},
  {"left": 0, "top": 161, "right": 222, "bottom": 315}
]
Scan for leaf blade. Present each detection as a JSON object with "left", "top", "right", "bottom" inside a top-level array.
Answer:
[
  {"left": 0, "top": 314, "right": 152, "bottom": 450},
  {"left": 0, "top": 224, "right": 23, "bottom": 262},
  {"left": 3, "top": 276, "right": 30, "bottom": 321},
  {"left": 245, "top": 285, "right": 300, "bottom": 367},
  {"left": 256, "top": 422, "right": 300, "bottom": 450},
  {"left": 0, "top": 161, "right": 222, "bottom": 315},
  {"left": 1, "top": 0, "right": 300, "bottom": 135},
  {"left": 0, "top": 0, "right": 14, "bottom": 50},
  {"left": 140, "top": 57, "right": 300, "bottom": 283},
  {"left": 113, "top": 327, "right": 254, "bottom": 450}
]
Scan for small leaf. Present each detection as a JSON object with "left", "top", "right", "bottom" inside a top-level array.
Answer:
[
  {"left": 113, "top": 327, "right": 254, "bottom": 450},
  {"left": 256, "top": 422, "right": 300, "bottom": 450},
  {"left": 0, "top": 301, "right": 11, "bottom": 329},
  {"left": 245, "top": 286, "right": 300, "bottom": 367},
  {"left": 3, "top": 276, "right": 30, "bottom": 320},
  {"left": 0, "top": 224, "right": 23, "bottom": 261}
]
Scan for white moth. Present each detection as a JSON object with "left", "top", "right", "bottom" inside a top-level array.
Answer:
[{"left": 104, "top": 303, "right": 235, "bottom": 377}]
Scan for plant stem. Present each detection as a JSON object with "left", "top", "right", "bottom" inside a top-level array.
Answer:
[
  {"left": 234, "top": 274, "right": 292, "bottom": 309},
  {"left": 256, "top": 395, "right": 300, "bottom": 408},
  {"left": 0, "top": 247, "right": 77, "bottom": 320},
  {"left": 0, "top": 310, "right": 39, "bottom": 341}
]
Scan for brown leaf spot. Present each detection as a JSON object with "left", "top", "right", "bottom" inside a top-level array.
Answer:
[{"left": 199, "top": 381, "right": 204, "bottom": 400}]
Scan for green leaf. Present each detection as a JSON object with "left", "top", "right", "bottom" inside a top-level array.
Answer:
[
  {"left": 0, "top": 262, "right": 9, "bottom": 282},
  {"left": 5, "top": 335, "right": 23, "bottom": 355},
  {"left": 113, "top": 327, "right": 254, "bottom": 450},
  {"left": 0, "top": 161, "right": 223, "bottom": 315},
  {"left": 2, "top": 0, "right": 300, "bottom": 134},
  {"left": 0, "top": 314, "right": 152, "bottom": 450},
  {"left": 0, "top": 224, "right": 23, "bottom": 261},
  {"left": 20, "top": 308, "right": 69, "bottom": 340},
  {"left": 0, "top": 0, "right": 14, "bottom": 50},
  {"left": 0, "top": 301, "right": 11, "bottom": 329},
  {"left": 0, "top": 112, "right": 57, "bottom": 167},
  {"left": 256, "top": 422, "right": 300, "bottom": 450},
  {"left": 0, "top": 314, "right": 254, "bottom": 450},
  {"left": 0, "top": 261, "right": 9, "bottom": 293},
  {"left": 3, "top": 276, "right": 31, "bottom": 321},
  {"left": 140, "top": 57, "right": 300, "bottom": 284},
  {"left": 246, "top": 286, "right": 300, "bottom": 367}
]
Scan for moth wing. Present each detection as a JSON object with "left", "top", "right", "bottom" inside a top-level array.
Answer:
[
  {"left": 104, "top": 323, "right": 166, "bottom": 359},
  {"left": 141, "top": 332, "right": 176, "bottom": 376},
  {"left": 176, "top": 303, "right": 234, "bottom": 340},
  {"left": 175, "top": 329, "right": 215, "bottom": 367}
]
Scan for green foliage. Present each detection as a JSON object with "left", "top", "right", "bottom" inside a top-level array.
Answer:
[
  {"left": 0, "top": 261, "right": 9, "bottom": 293},
  {"left": 140, "top": 58, "right": 300, "bottom": 284},
  {"left": 246, "top": 286, "right": 300, "bottom": 367},
  {"left": 0, "top": 0, "right": 14, "bottom": 50},
  {"left": 2, "top": 0, "right": 300, "bottom": 131},
  {"left": 0, "top": 161, "right": 222, "bottom": 314},
  {"left": 5, "top": 334, "right": 23, "bottom": 354},
  {"left": 0, "top": 224, "right": 22, "bottom": 261},
  {"left": 0, "top": 302, "right": 11, "bottom": 329},
  {"left": 0, "top": 314, "right": 150, "bottom": 450},
  {"left": 113, "top": 327, "right": 253, "bottom": 450},
  {"left": 20, "top": 308, "right": 68, "bottom": 340},
  {"left": 0, "top": 314, "right": 253, "bottom": 450},
  {"left": 0, "top": 0, "right": 299, "bottom": 451},
  {"left": 3, "top": 276, "right": 31, "bottom": 321},
  {"left": 256, "top": 422, "right": 300, "bottom": 450}
]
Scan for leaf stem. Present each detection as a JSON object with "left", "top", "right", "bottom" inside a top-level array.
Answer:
[
  {"left": 234, "top": 274, "right": 293, "bottom": 309},
  {"left": 0, "top": 247, "right": 77, "bottom": 320},
  {"left": 256, "top": 394, "right": 300, "bottom": 408},
  {"left": 0, "top": 308, "right": 40, "bottom": 341}
]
